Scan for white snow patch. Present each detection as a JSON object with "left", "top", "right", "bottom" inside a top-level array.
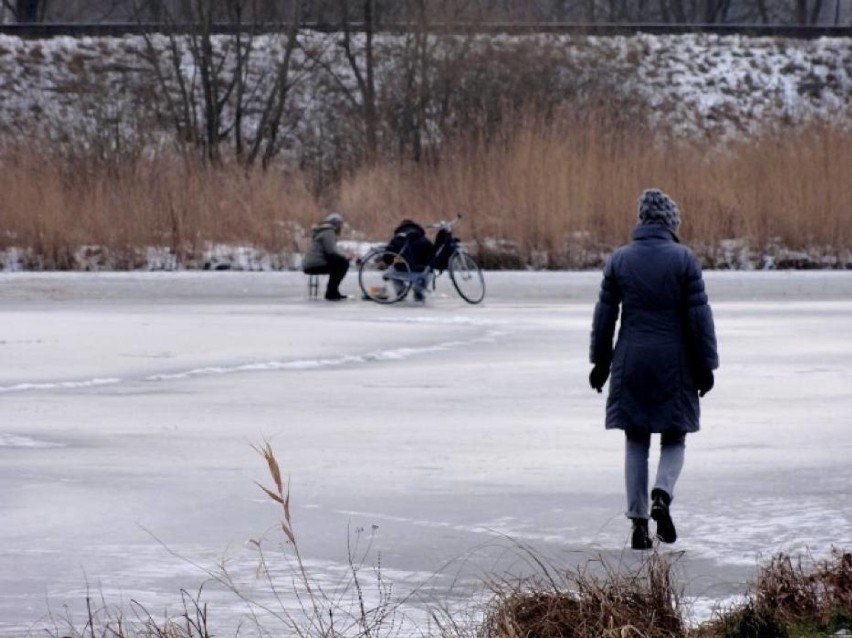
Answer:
[
  {"left": 145, "top": 333, "right": 503, "bottom": 381},
  {"left": 0, "top": 377, "right": 121, "bottom": 393},
  {"left": 0, "top": 433, "right": 65, "bottom": 448}
]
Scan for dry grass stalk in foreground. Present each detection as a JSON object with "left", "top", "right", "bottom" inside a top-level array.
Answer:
[
  {"left": 249, "top": 442, "right": 398, "bottom": 637},
  {"left": 481, "top": 548, "right": 852, "bottom": 638},
  {"left": 44, "top": 586, "right": 212, "bottom": 638},
  {"left": 482, "top": 552, "right": 684, "bottom": 638}
]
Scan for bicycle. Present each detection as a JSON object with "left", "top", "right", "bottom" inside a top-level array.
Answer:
[{"left": 358, "top": 215, "right": 486, "bottom": 305}]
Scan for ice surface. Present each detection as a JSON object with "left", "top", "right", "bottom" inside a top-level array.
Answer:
[{"left": 1, "top": 271, "right": 850, "bottom": 635}]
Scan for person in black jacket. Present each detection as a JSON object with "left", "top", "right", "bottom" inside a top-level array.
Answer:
[
  {"left": 589, "top": 188, "right": 719, "bottom": 550},
  {"left": 385, "top": 219, "right": 435, "bottom": 302}
]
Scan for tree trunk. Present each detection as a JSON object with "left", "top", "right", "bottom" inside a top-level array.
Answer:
[
  {"left": 337, "top": 0, "right": 379, "bottom": 164},
  {"left": 756, "top": 0, "right": 769, "bottom": 23},
  {"left": 363, "top": 0, "right": 378, "bottom": 162},
  {"left": 585, "top": 0, "right": 596, "bottom": 22},
  {"left": 796, "top": 0, "right": 808, "bottom": 24},
  {"left": 15, "top": 0, "right": 41, "bottom": 22},
  {"left": 809, "top": 0, "right": 823, "bottom": 24}
]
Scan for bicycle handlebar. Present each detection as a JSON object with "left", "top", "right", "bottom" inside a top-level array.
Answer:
[{"left": 429, "top": 213, "right": 463, "bottom": 230}]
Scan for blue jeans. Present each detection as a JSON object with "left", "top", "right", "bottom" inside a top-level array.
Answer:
[
  {"left": 624, "top": 430, "right": 686, "bottom": 520},
  {"left": 393, "top": 269, "right": 428, "bottom": 300}
]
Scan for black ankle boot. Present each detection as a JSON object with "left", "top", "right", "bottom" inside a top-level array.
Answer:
[
  {"left": 631, "top": 518, "right": 653, "bottom": 550},
  {"left": 651, "top": 489, "right": 677, "bottom": 543}
]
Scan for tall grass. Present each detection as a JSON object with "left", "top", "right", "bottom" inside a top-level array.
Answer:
[
  {"left": 695, "top": 550, "right": 852, "bottom": 638},
  {"left": 0, "top": 149, "right": 323, "bottom": 269},
  {"left": 480, "top": 552, "right": 686, "bottom": 638},
  {"left": 2, "top": 114, "right": 850, "bottom": 270},
  {"left": 339, "top": 114, "right": 852, "bottom": 268}
]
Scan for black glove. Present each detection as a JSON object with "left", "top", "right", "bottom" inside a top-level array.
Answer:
[
  {"left": 694, "top": 368, "right": 714, "bottom": 397},
  {"left": 589, "top": 364, "right": 610, "bottom": 394}
]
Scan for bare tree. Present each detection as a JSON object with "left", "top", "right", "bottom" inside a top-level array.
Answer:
[
  {"left": 390, "top": 0, "right": 435, "bottom": 163},
  {"left": 133, "top": 0, "right": 167, "bottom": 21},
  {"left": 338, "top": 0, "right": 380, "bottom": 162},
  {"left": 137, "top": 0, "right": 303, "bottom": 168},
  {"left": 3, "top": 0, "right": 49, "bottom": 22},
  {"left": 794, "top": 0, "right": 824, "bottom": 24},
  {"left": 1, "top": 0, "right": 129, "bottom": 22},
  {"left": 704, "top": 0, "right": 731, "bottom": 22}
]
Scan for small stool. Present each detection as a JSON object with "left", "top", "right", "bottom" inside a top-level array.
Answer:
[{"left": 307, "top": 273, "right": 328, "bottom": 299}]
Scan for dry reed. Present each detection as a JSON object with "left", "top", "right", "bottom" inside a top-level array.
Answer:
[
  {"left": 2, "top": 114, "right": 850, "bottom": 270},
  {"left": 481, "top": 551, "right": 685, "bottom": 638},
  {"left": 696, "top": 549, "right": 852, "bottom": 637},
  {"left": 0, "top": 150, "right": 323, "bottom": 269},
  {"left": 339, "top": 115, "right": 852, "bottom": 269}
]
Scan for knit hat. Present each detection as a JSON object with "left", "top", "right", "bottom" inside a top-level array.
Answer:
[
  {"left": 637, "top": 189, "right": 681, "bottom": 232},
  {"left": 324, "top": 212, "right": 343, "bottom": 227}
]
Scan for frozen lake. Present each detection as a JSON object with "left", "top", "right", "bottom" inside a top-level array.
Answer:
[{"left": 1, "top": 271, "right": 850, "bottom": 636}]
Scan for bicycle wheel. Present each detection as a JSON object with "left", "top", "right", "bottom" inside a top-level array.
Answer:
[
  {"left": 448, "top": 250, "right": 486, "bottom": 304},
  {"left": 358, "top": 248, "right": 413, "bottom": 304}
]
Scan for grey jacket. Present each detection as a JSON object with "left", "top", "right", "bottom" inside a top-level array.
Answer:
[
  {"left": 302, "top": 223, "right": 343, "bottom": 271},
  {"left": 590, "top": 225, "right": 719, "bottom": 434}
]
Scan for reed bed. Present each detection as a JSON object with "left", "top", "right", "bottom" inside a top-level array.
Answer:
[
  {"left": 694, "top": 549, "right": 852, "bottom": 637},
  {"left": 339, "top": 115, "right": 852, "bottom": 268},
  {"left": 2, "top": 115, "right": 850, "bottom": 270}
]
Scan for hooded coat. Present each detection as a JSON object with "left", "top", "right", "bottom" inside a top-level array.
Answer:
[
  {"left": 590, "top": 224, "right": 719, "bottom": 434},
  {"left": 302, "top": 221, "right": 344, "bottom": 271},
  {"left": 386, "top": 220, "right": 434, "bottom": 269}
]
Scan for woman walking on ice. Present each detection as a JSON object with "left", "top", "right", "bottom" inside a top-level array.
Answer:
[{"left": 589, "top": 189, "right": 719, "bottom": 550}]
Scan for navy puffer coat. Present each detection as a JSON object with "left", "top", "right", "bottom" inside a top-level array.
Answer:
[{"left": 590, "top": 225, "right": 719, "bottom": 434}]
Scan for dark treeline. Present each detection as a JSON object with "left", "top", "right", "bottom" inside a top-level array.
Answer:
[{"left": 1, "top": 0, "right": 850, "bottom": 26}]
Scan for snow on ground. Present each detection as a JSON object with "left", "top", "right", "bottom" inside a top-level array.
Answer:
[{"left": 0, "top": 271, "right": 850, "bottom": 636}]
